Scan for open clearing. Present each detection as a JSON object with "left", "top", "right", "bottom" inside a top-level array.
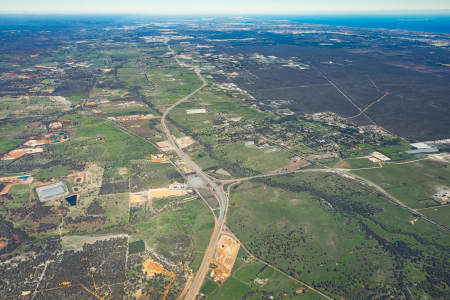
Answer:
[
  {"left": 157, "top": 136, "right": 196, "bottom": 152},
  {"left": 210, "top": 235, "right": 240, "bottom": 284},
  {"left": 352, "top": 159, "right": 450, "bottom": 209},
  {"left": 61, "top": 234, "right": 128, "bottom": 251},
  {"left": 226, "top": 171, "right": 450, "bottom": 299}
]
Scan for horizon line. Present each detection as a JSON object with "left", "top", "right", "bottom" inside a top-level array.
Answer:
[{"left": 1, "top": 9, "right": 450, "bottom": 16}]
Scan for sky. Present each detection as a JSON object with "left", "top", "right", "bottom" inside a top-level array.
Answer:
[{"left": 1, "top": 0, "right": 450, "bottom": 14}]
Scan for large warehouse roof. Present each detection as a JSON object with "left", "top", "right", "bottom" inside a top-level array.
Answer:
[{"left": 36, "top": 181, "right": 68, "bottom": 202}]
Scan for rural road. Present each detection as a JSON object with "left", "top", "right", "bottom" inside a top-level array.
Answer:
[
  {"left": 161, "top": 45, "right": 449, "bottom": 300},
  {"left": 219, "top": 165, "right": 450, "bottom": 233},
  {"left": 161, "top": 45, "right": 229, "bottom": 300}
]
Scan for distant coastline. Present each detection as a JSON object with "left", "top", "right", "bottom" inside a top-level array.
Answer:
[
  {"left": 287, "top": 15, "right": 450, "bottom": 34},
  {"left": 0, "top": 13, "right": 449, "bottom": 34}
]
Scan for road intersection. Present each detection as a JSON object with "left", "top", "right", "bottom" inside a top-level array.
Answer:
[
  {"left": 161, "top": 46, "right": 229, "bottom": 300},
  {"left": 161, "top": 46, "right": 449, "bottom": 300}
]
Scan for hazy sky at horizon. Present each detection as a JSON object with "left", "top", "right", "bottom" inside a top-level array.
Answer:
[{"left": 2, "top": 0, "right": 450, "bottom": 14}]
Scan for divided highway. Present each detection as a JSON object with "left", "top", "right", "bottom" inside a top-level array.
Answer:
[
  {"left": 161, "top": 46, "right": 228, "bottom": 300},
  {"left": 161, "top": 45, "right": 448, "bottom": 300}
]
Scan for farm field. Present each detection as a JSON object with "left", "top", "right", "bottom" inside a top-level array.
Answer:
[
  {"left": 202, "top": 248, "right": 333, "bottom": 299},
  {"left": 0, "top": 14, "right": 449, "bottom": 300},
  {"left": 420, "top": 205, "right": 450, "bottom": 228},
  {"left": 130, "top": 199, "right": 214, "bottom": 269},
  {"left": 226, "top": 171, "right": 450, "bottom": 299},
  {"left": 351, "top": 159, "right": 450, "bottom": 209},
  {"left": 334, "top": 157, "right": 379, "bottom": 169}
]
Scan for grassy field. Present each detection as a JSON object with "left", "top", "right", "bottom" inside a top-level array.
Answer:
[
  {"left": 130, "top": 199, "right": 214, "bottom": 270},
  {"left": 334, "top": 157, "right": 379, "bottom": 169},
  {"left": 202, "top": 248, "right": 322, "bottom": 299},
  {"left": 55, "top": 115, "right": 157, "bottom": 162},
  {"left": 129, "top": 160, "right": 182, "bottom": 192},
  {"left": 34, "top": 165, "right": 72, "bottom": 180},
  {"left": 192, "top": 151, "right": 222, "bottom": 171},
  {"left": 100, "top": 193, "right": 130, "bottom": 227},
  {"left": 168, "top": 101, "right": 215, "bottom": 133},
  {"left": 4, "top": 184, "right": 30, "bottom": 209},
  {"left": 0, "top": 96, "right": 69, "bottom": 119},
  {"left": 166, "top": 84, "right": 293, "bottom": 176},
  {"left": 191, "top": 88, "right": 266, "bottom": 121},
  {"left": 421, "top": 206, "right": 450, "bottom": 228},
  {"left": 0, "top": 138, "right": 24, "bottom": 156},
  {"left": 218, "top": 142, "right": 292, "bottom": 174},
  {"left": 117, "top": 61, "right": 148, "bottom": 89},
  {"left": 97, "top": 101, "right": 153, "bottom": 116},
  {"left": 352, "top": 159, "right": 450, "bottom": 209},
  {"left": 206, "top": 277, "right": 252, "bottom": 300},
  {"left": 0, "top": 120, "right": 44, "bottom": 142},
  {"left": 226, "top": 171, "right": 450, "bottom": 299},
  {"left": 191, "top": 141, "right": 292, "bottom": 177},
  {"left": 139, "top": 55, "right": 203, "bottom": 107}
]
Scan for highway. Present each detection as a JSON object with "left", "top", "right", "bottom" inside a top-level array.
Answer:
[
  {"left": 161, "top": 46, "right": 448, "bottom": 300},
  {"left": 161, "top": 46, "right": 229, "bottom": 300}
]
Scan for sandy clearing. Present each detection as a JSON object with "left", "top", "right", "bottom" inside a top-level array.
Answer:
[{"left": 61, "top": 234, "right": 128, "bottom": 252}]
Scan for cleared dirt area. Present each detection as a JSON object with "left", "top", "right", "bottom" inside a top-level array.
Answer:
[
  {"left": 141, "top": 259, "right": 176, "bottom": 300},
  {"left": 0, "top": 183, "right": 13, "bottom": 195},
  {"left": 273, "top": 159, "right": 311, "bottom": 173},
  {"left": 149, "top": 154, "right": 172, "bottom": 163},
  {"left": 150, "top": 188, "right": 188, "bottom": 199},
  {"left": 68, "top": 164, "right": 104, "bottom": 196},
  {"left": 0, "top": 175, "right": 33, "bottom": 184},
  {"left": 25, "top": 132, "right": 70, "bottom": 147},
  {"left": 210, "top": 235, "right": 240, "bottom": 284},
  {"left": 23, "top": 139, "right": 48, "bottom": 147},
  {"left": 186, "top": 108, "right": 207, "bottom": 114},
  {"left": 142, "top": 259, "right": 165, "bottom": 277},
  {"left": 157, "top": 136, "right": 195, "bottom": 152},
  {"left": 109, "top": 114, "right": 156, "bottom": 121},
  {"left": 174, "top": 159, "right": 193, "bottom": 173},
  {"left": 130, "top": 188, "right": 189, "bottom": 207},
  {"left": 215, "top": 168, "right": 232, "bottom": 177},
  {"left": 130, "top": 191, "right": 150, "bottom": 207},
  {"left": 335, "top": 160, "right": 351, "bottom": 168},
  {"left": 61, "top": 234, "right": 128, "bottom": 251},
  {"left": 1, "top": 147, "right": 43, "bottom": 160}
]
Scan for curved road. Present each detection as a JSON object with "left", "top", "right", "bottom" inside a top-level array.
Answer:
[
  {"left": 161, "top": 46, "right": 228, "bottom": 300},
  {"left": 161, "top": 45, "right": 449, "bottom": 300}
]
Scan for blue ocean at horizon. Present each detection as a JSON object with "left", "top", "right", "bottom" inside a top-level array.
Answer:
[
  {"left": 0, "top": 14, "right": 449, "bottom": 34},
  {"left": 287, "top": 15, "right": 450, "bottom": 34}
]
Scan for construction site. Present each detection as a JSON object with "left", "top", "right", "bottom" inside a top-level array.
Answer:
[
  {"left": 209, "top": 235, "right": 240, "bottom": 284},
  {"left": 130, "top": 182, "right": 192, "bottom": 207},
  {"left": 156, "top": 136, "right": 196, "bottom": 152}
]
